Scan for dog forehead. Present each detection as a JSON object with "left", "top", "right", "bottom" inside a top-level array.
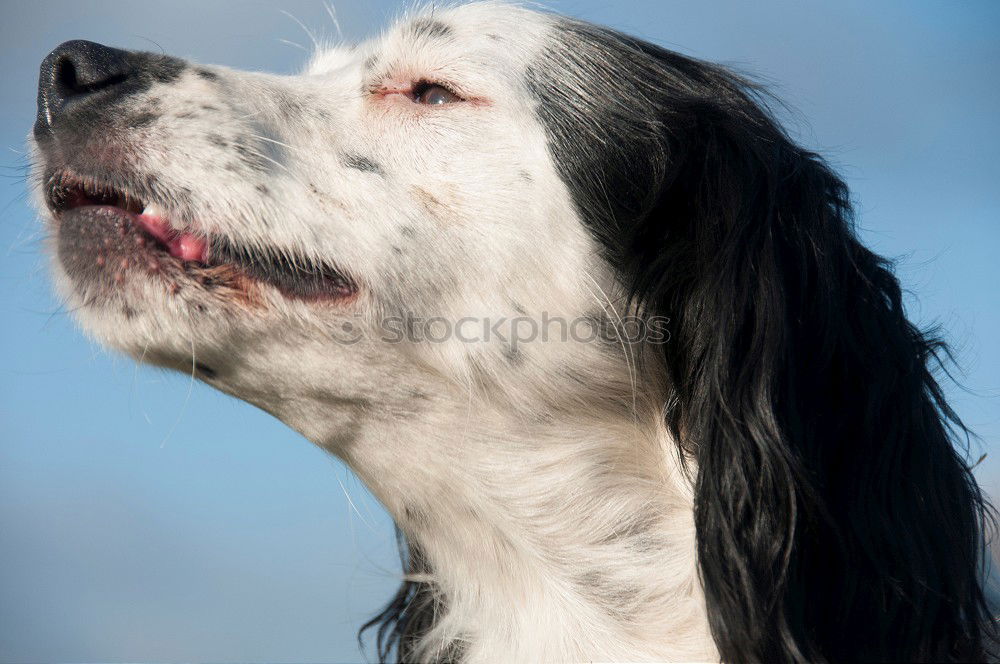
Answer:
[{"left": 306, "top": 3, "right": 554, "bottom": 78}]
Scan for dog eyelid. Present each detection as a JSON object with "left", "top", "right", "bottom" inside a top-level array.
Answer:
[{"left": 412, "top": 81, "right": 463, "bottom": 105}]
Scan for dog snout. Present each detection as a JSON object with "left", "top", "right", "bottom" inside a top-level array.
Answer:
[{"left": 34, "top": 40, "right": 186, "bottom": 142}]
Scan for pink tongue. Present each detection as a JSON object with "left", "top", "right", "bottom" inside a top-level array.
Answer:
[{"left": 136, "top": 213, "right": 208, "bottom": 263}]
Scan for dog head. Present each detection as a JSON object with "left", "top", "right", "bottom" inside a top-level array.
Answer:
[
  {"left": 33, "top": 3, "right": 994, "bottom": 661},
  {"left": 33, "top": 6, "right": 621, "bottom": 441}
]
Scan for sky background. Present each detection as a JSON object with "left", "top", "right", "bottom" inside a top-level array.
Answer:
[{"left": 1, "top": 1, "right": 998, "bottom": 662}]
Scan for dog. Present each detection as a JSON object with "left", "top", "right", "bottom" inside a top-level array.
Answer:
[{"left": 31, "top": 2, "right": 997, "bottom": 662}]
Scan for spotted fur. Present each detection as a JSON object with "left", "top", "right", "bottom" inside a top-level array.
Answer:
[{"left": 32, "top": 3, "right": 997, "bottom": 663}]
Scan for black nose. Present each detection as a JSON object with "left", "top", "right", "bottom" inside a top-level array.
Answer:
[
  {"left": 36, "top": 41, "right": 134, "bottom": 129},
  {"left": 35, "top": 40, "right": 186, "bottom": 142}
]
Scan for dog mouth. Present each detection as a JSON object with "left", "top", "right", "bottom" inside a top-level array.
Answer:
[{"left": 46, "top": 170, "right": 356, "bottom": 301}]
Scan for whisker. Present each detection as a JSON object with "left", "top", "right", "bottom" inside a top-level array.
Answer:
[{"left": 279, "top": 9, "right": 320, "bottom": 52}]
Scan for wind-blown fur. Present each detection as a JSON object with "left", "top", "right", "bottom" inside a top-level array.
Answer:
[{"left": 32, "top": 3, "right": 996, "bottom": 662}]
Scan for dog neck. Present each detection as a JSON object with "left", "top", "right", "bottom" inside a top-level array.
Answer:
[{"left": 335, "top": 366, "right": 718, "bottom": 662}]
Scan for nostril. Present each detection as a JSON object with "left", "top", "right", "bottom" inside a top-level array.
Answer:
[
  {"left": 54, "top": 53, "right": 129, "bottom": 98},
  {"left": 54, "top": 57, "right": 79, "bottom": 95}
]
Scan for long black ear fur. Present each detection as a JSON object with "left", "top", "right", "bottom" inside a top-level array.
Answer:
[{"left": 530, "top": 18, "right": 997, "bottom": 663}]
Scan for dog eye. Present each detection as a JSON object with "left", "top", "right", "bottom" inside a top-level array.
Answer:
[{"left": 414, "top": 82, "right": 461, "bottom": 105}]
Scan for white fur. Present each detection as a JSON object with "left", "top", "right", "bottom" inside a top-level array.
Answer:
[{"left": 35, "top": 3, "right": 718, "bottom": 661}]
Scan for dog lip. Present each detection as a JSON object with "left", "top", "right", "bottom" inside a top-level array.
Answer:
[
  {"left": 45, "top": 171, "right": 210, "bottom": 264},
  {"left": 45, "top": 169, "right": 357, "bottom": 301},
  {"left": 210, "top": 235, "right": 358, "bottom": 301},
  {"left": 45, "top": 170, "right": 145, "bottom": 217}
]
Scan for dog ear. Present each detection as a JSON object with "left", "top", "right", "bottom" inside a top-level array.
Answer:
[
  {"left": 629, "top": 44, "right": 994, "bottom": 664},
  {"left": 359, "top": 530, "right": 452, "bottom": 662},
  {"left": 533, "top": 21, "right": 995, "bottom": 662}
]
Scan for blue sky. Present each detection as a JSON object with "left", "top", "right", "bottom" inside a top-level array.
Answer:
[{"left": 1, "top": 1, "right": 998, "bottom": 661}]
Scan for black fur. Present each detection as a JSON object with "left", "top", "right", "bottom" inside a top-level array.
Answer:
[
  {"left": 343, "top": 153, "right": 385, "bottom": 176},
  {"left": 359, "top": 529, "right": 462, "bottom": 663},
  {"left": 408, "top": 18, "right": 454, "bottom": 41},
  {"left": 530, "top": 18, "right": 996, "bottom": 663},
  {"left": 362, "top": 15, "right": 997, "bottom": 664}
]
